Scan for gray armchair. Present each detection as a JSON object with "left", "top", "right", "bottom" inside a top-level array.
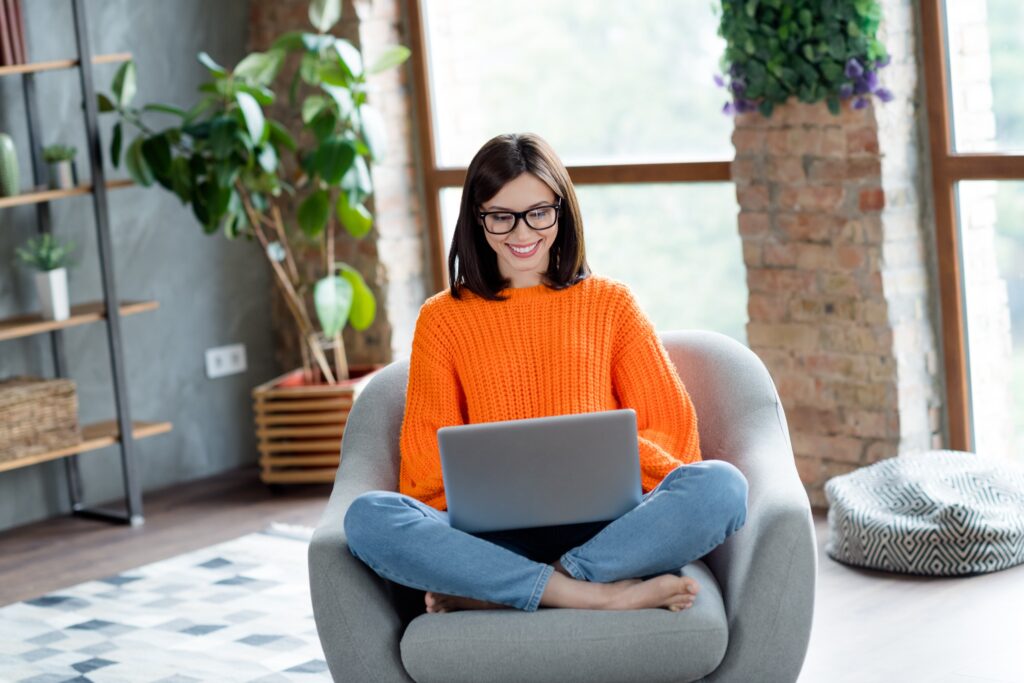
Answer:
[{"left": 309, "top": 330, "right": 816, "bottom": 683}]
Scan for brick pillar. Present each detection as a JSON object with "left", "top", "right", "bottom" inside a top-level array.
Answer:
[
  {"left": 731, "top": 1, "right": 943, "bottom": 508},
  {"left": 249, "top": 0, "right": 427, "bottom": 371}
]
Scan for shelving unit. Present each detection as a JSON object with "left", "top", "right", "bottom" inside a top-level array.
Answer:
[{"left": 0, "top": 0, "right": 170, "bottom": 526}]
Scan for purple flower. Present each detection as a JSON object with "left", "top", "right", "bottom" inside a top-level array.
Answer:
[
  {"left": 852, "top": 97, "right": 869, "bottom": 110},
  {"left": 729, "top": 64, "right": 742, "bottom": 77},
  {"left": 714, "top": 73, "right": 725, "bottom": 87},
  {"left": 875, "top": 54, "right": 891, "bottom": 68},
  {"left": 730, "top": 78, "right": 747, "bottom": 95},
  {"left": 854, "top": 78, "right": 870, "bottom": 95},
  {"left": 864, "top": 69, "right": 878, "bottom": 91},
  {"left": 723, "top": 101, "right": 735, "bottom": 115},
  {"left": 838, "top": 83, "right": 854, "bottom": 99},
  {"left": 845, "top": 58, "right": 864, "bottom": 79},
  {"left": 875, "top": 87, "right": 894, "bottom": 102}
]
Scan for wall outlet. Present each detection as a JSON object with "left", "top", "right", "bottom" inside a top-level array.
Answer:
[{"left": 205, "top": 343, "right": 247, "bottom": 379}]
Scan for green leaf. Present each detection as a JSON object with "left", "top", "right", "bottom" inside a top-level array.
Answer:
[
  {"left": 209, "top": 117, "right": 239, "bottom": 158},
  {"left": 111, "top": 60, "right": 137, "bottom": 108},
  {"left": 125, "top": 137, "right": 154, "bottom": 187},
  {"left": 302, "top": 95, "right": 330, "bottom": 124},
  {"left": 110, "top": 122, "right": 122, "bottom": 169},
  {"left": 234, "top": 49, "right": 285, "bottom": 87},
  {"left": 257, "top": 144, "right": 278, "bottom": 173},
  {"left": 316, "top": 136, "right": 356, "bottom": 185},
  {"left": 170, "top": 156, "right": 192, "bottom": 203},
  {"left": 198, "top": 51, "right": 227, "bottom": 78},
  {"left": 337, "top": 192, "right": 372, "bottom": 238},
  {"left": 141, "top": 134, "right": 172, "bottom": 177},
  {"left": 321, "top": 84, "right": 354, "bottom": 119},
  {"left": 367, "top": 45, "right": 410, "bottom": 74},
  {"left": 314, "top": 275, "right": 354, "bottom": 337},
  {"left": 267, "top": 119, "right": 297, "bottom": 152},
  {"left": 308, "top": 109, "right": 337, "bottom": 142},
  {"left": 299, "top": 52, "right": 322, "bottom": 86},
  {"left": 827, "top": 96, "right": 840, "bottom": 115},
  {"left": 235, "top": 91, "right": 267, "bottom": 144},
  {"left": 358, "top": 104, "right": 386, "bottom": 161},
  {"left": 142, "top": 103, "right": 188, "bottom": 117},
  {"left": 270, "top": 31, "right": 305, "bottom": 52},
  {"left": 337, "top": 264, "right": 375, "bottom": 331},
  {"left": 333, "top": 39, "right": 364, "bottom": 78},
  {"left": 298, "top": 189, "right": 330, "bottom": 237},
  {"left": 340, "top": 154, "right": 372, "bottom": 196},
  {"left": 97, "top": 93, "right": 116, "bottom": 113},
  {"left": 758, "top": 100, "right": 775, "bottom": 117},
  {"left": 235, "top": 82, "right": 275, "bottom": 106},
  {"left": 309, "top": 0, "right": 342, "bottom": 34}
]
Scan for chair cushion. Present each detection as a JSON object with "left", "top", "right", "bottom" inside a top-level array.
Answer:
[
  {"left": 825, "top": 450, "right": 1024, "bottom": 576},
  {"left": 399, "top": 560, "right": 727, "bottom": 683}
]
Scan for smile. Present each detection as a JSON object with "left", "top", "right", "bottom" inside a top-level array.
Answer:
[{"left": 507, "top": 240, "right": 541, "bottom": 258}]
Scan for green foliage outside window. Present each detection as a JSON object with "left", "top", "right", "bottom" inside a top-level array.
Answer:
[{"left": 716, "top": 0, "right": 892, "bottom": 117}]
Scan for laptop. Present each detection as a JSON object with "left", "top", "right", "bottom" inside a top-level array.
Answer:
[{"left": 437, "top": 409, "right": 643, "bottom": 533}]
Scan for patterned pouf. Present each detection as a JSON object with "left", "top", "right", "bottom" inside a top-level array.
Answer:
[{"left": 825, "top": 450, "right": 1024, "bottom": 576}]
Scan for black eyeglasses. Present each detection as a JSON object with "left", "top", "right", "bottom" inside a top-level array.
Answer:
[{"left": 478, "top": 197, "right": 562, "bottom": 235}]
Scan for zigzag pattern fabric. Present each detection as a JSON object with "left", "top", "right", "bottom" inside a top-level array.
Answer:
[{"left": 824, "top": 450, "right": 1024, "bottom": 576}]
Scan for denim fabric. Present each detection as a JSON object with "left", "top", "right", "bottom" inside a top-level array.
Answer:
[{"left": 344, "top": 460, "right": 748, "bottom": 612}]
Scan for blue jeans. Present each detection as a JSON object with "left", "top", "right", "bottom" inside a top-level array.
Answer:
[{"left": 344, "top": 460, "right": 748, "bottom": 612}]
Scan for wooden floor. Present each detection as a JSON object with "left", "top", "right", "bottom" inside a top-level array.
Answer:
[{"left": 1, "top": 468, "right": 1022, "bottom": 683}]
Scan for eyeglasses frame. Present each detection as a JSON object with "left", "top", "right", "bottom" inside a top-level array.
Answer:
[{"left": 477, "top": 197, "right": 562, "bottom": 235}]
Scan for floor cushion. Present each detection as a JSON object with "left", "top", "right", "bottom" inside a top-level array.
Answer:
[{"left": 824, "top": 450, "right": 1024, "bottom": 576}]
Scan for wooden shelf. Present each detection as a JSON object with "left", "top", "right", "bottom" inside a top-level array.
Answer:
[
  {"left": 0, "top": 178, "right": 134, "bottom": 209},
  {"left": 0, "top": 300, "right": 158, "bottom": 343},
  {"left": 0, "top": 52, "right": 132, "bottom": 77},
  {"left": 0, "top": 419, "right": 172, "bottom": 473}
]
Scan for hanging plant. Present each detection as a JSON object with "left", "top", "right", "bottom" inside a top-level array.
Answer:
[{"left": 715, "top": 0, "right": 893, "bottom": 117}]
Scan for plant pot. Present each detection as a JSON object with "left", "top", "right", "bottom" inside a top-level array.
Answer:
[
  {"left": 34, "top": 267, "right": 69, "bottom": 321},
  {"left": 251, "top": 363, "right": 385, "bottom": 485},
  {"left": 48, "top": 160, "right": 76, "bottom": 190}
]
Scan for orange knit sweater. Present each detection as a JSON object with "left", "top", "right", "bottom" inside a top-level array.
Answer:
[{"left": 398, "top": 274, "right": 702, "bottom": 511}]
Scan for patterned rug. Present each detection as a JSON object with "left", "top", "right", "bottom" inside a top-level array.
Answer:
[{"left": 0, "top": 523, "right": 330, "bottom": 683}]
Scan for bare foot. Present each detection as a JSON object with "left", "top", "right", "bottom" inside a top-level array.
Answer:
[
  {"left": 424, "top": 591, "right": 509, "bottom": 613},
  {"left": 541, "top": 571, "right": 699, "bottom": 612}
]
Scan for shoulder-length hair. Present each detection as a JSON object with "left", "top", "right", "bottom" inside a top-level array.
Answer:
[{"left": 447, "top": 132, "right": 590, "bottom": 301}]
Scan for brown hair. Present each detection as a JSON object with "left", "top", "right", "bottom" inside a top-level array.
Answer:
[{"left": 447, "top": 132, "right": 590, "bottom": 300}]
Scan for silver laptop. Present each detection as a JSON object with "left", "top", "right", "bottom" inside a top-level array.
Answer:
[{"left": 437, "top": 409, "right": 643, "bottom": 533}]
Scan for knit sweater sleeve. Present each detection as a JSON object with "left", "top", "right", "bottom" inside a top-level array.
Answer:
[
  {"left": 611, "top": 285, "right": 702, "bottom": 493},
  {"left": 398, "top": 302, "right": 464, "bottom": 511}
]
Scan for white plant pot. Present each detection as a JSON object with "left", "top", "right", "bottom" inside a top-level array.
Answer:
[{"left": 35, "top": 267, "right": 69, "bottom": 321}]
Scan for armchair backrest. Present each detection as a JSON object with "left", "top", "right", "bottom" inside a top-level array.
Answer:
[{"left": 336, "top": 330, "right": 789, "bottom": 490}]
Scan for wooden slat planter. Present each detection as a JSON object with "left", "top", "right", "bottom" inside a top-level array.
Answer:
[{"left": 252, "top": 364, "right": 384, "bottom": 485}]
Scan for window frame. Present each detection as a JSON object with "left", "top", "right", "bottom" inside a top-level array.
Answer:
[
  {"left": 405, "top": 0, "right": 731, "bottom": 292},
  {"left": 920, "top": 0, "right": 1024, "bottom": 450}
]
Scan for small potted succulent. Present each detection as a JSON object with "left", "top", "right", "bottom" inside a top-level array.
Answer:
[
  {"left": 42, "top": 144, "right": 78, "bottom": 190},
  {"left": 15, "top": 233, "right": 77, "bottom": 321}
]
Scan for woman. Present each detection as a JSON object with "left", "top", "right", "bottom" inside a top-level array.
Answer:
[{"left": 344, "top": 132, "right": 748, "bottom": 614}]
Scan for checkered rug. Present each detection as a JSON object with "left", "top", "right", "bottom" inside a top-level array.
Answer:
[{"left": 0, "top": 523, "right": 329, "bottom": 682}]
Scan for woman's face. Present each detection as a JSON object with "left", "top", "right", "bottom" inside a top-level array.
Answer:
[{"left": 478, "top": 172, "right": 559, "bottom": 289}]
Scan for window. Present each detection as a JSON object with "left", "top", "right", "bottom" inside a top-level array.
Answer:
[
  {"left": 922, "top": 0, "right": 1024, "bottom": 452},
  {"left": 410, "top": 0, "right": 744, "bottom": 338}
]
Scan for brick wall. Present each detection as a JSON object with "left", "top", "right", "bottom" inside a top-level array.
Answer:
[
  {"left": 249, "top": 0, "right": 427, "bottom": 372},
  {"left": 731, "top": 0, "right": 944, "bottom": 508}
]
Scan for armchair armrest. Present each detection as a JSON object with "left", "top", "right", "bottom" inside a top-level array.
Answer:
[{"left": 309, "top": 361, "right": 417, "bottom": 683}]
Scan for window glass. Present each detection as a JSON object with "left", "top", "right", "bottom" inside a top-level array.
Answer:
[
  {"left": 957, "top": 180, "right": 1024, "bottom": 462},
  {"left": 945, "top": 0, "right": 1024, "bottom": 152},
  {"left": 422, "top": 0, "right": 732, "bottom": 166},
  {"left": 440, "top": 183, "right": 746, "bottom": 342}
]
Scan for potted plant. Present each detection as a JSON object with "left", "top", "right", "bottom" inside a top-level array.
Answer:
[
  {"left": 43, "top": 144, "right": 78, "bottom": 189},
  {"left": 96, "top": 0, "right": 410, "bottom": 484},
  {"left": 15, "top": 233, "right": 77, "bottom": 321}
]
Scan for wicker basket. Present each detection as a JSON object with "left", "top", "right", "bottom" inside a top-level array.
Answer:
[
  {"left": 0, "top": 376, "right": 81, "bottom": 464},
  {"left": 252, "top": 364, "right": 383, "bottom": 485}
]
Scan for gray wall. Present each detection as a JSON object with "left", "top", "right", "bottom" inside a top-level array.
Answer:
[{"left": 0, "top": 0, "right": 279, "bottom": 532}]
